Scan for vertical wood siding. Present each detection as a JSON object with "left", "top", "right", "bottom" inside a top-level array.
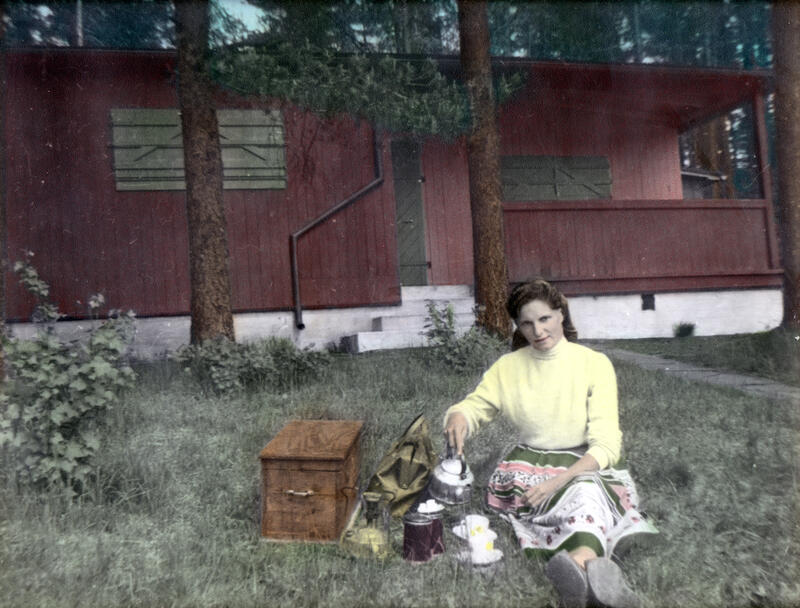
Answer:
[
  {"left": 5, "top": 51, "right": 399, "bottom": 321},
  {"left": 5, "top": 51, "right": 780, "bottom": 322},
  {"left": 502, "top": 200, "right": 781, "bottom": 292},
  {"left": 419, "top": 77, "right": 777, "bottom": 292},
  {"left": 419, "top": 88, "right": 686, "bottom": 287}
]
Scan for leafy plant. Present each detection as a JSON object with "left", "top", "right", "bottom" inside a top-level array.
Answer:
[
  {"left": 12, "top": 250, "right": 62, "bottom": 324},
  {"left": 424, "top": 301, "right": 507, "bottom": 374},
  {"left": 0, "top": 257, "right": 136, "bottom": 495},
  {"left": 175, "top": 336, "right": 332, "bottom": 395}
]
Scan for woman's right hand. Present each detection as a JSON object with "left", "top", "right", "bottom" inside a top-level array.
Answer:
[{"left": 444, "top": 412, "right": 469, "bottom": 456}]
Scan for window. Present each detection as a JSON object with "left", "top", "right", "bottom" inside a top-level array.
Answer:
[
  {"left": 501, "top": 155, "right": 611, "bottom": 201},
  {"left": 678, "top": 104, "right": 761, "bottom": 200},
  {"left": 110, "top": 108, "right": 286, "bottom": 191}
]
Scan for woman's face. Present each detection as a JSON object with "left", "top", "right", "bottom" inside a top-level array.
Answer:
[{"left": 516, "top": 299, "right": 564, "bottom": 351}]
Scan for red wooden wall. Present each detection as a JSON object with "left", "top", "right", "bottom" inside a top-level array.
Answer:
[
  {"left": 4, "top": 50, "right": 399, "bottom": 321},
  {"left": 419, "top": 76, "right": 780, "bottom": 293},
  {"left": 4, "top": 50, "right": 780, "bottom": 322},
  {"left": 503, "top": 200, "right": 781, "bottom": 294}
]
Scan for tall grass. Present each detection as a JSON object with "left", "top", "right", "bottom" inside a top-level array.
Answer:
[
  {"left": 1, "top": 347, "right": 798, "bottom": 607},
  {"left": 601, "top": 328, "right": 800, "bottom": 388}
]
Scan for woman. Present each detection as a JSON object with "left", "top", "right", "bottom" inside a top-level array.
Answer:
[{"left": 444, "top": 279, "right": 656, "bottom": 608}]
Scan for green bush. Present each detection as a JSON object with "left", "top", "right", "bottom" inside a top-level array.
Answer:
[
  {"left": 673, "top": 322, "right": 696, "bottom": 338},
  {"left": 175, "top": 336, "right": 332, "bottom": 395},
  {"left": 424, "top": 301, "right": 507, "bottom": 374},
  {"left": 0, "top": 257, "right": 136, "bottom": 495},
  {"left": 10, "top": 251, "right": 62, "bottom": 324}
]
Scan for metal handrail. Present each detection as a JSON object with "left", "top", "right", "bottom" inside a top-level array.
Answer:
[{"left": 290, "top": 129, "right": 384, "bottom": 329}]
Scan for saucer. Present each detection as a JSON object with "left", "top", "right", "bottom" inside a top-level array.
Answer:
[
  {"left": 452, "top": 524, "right": 468, "bottom": 540},
  {"left": 453, "top": 548, "right": 504, "bottom": 566},
  {"left": 471, "top": 548, "right": 503, "bottom": 566}
]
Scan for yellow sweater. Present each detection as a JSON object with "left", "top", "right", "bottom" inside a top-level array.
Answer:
[{"left": 444, "top": 338, "right": 622, "bottom": 469}]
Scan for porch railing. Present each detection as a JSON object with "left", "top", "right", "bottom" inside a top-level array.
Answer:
[{"left": 502, "top": 198, "right": 782, "bottom": 294}]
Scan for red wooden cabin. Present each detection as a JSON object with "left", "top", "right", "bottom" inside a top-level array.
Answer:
[{"left": 3, "top": 49, "right": 782, "bottom": 349}]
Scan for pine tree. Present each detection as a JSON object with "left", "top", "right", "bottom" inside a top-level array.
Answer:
[
  {"left": 175, "top": 0, "right": 235, "bottom": 343},
  {"left": 0, "top": 0, "right": 7, "bottom": 378},
  {"left": 772, "top": 3, "right": 800, "bottom": 329},
  {"left": 458, "top": 0, "right": 509, "bottom": 338}
]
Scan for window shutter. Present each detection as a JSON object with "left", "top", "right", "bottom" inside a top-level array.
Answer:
[
  {"left": 501, "top": 155, "right": 611, "bottom": 201},
  {"left": 110, "top": 108, "right": 286, "bottom": 191}
]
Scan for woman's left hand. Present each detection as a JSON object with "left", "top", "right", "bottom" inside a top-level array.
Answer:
[{"left": 523, "top": 476, "right": 566, "bottom": 507}]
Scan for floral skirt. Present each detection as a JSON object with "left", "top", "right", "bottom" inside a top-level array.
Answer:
[{"left": 485, "top": 444, "right": 658, "bottom": 559}]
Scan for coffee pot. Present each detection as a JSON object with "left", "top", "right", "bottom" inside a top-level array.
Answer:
[
  {"left": 427, "top": 443, "right": 474, "bottom": 506},
  {"left": 340, "top": 491, "right": 392, "bottom": 559}
]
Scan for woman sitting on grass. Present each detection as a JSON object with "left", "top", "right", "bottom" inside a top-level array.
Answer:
[{"left": 444, "top": 279, "right": 657, "bottom": 608}]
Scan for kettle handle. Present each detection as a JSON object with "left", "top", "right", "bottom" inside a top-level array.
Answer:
[{"left": 444, "top": 442, "right": 468, "bottom": 478}]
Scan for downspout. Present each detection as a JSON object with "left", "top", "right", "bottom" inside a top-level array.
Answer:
[{"left": 290, "top": 129, "right": 384, "bottom": 329}]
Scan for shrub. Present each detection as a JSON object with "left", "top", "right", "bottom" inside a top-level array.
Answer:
[
  {"left": 0, "top": 257, "right": 136, "bottom": 495},
  {"left": 673, "top": 322, "right": 696, "bottom": 338},
  {"left": 424, "top": 301, "right": 507, "bottom": 374},
  {"left": 10, "top": 251, "right": 62, "bottom": 324},
  {"left": 175, "top": 336, "right": 332, "bottom": 395}
]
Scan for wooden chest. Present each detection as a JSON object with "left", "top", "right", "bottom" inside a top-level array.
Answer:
[{"left": 259, "top": 419, "right": 363, "bottom": 541}]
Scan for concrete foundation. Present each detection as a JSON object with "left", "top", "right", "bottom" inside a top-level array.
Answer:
[
  {"left": 568, "top": 288, "right": 784, "bottom": 339},
  {"left": 5, "top": 286, "right": 784, "bottom": 358}
]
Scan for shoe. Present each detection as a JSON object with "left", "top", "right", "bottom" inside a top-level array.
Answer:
[
  {"left": 585, "top": 557, "right": 641, "bottom": 608},
  {"left": 545, "top": 550, "right": 589, "bottom": 608}
]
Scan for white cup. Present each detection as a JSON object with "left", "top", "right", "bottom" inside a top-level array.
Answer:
[
  {"left": 468, "top": 529, "right": 497, "bottom": 558},
  {"left": 464, "top": 514, "right": 489, "bottom": 537}
]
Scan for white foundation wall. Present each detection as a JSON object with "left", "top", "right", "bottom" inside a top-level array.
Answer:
[
  {"left": 6, "top": 287, "right": 784, "bottom": 357},
  {"left": 7, "top": 306, "right": 383, "bottom": 359},
  {"left": 568, "top": 288, "right": 784, "bottom": 339}
]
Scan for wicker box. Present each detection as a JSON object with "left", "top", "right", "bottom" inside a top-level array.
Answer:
[{"left": 259, "top": 419, "right": 363, "bottom": 541}]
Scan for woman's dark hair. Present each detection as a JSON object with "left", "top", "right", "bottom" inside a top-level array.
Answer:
[{"left": 507, "top": 278, "right": 578, "bottom": 350}]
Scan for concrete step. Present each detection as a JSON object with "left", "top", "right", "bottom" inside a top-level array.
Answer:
[
  {"left": 341, "top": 329, "right": 427, "bottom": 353},
  {"left": 372, "top": 312, "right": 475, "bottom": 332},
  {"left": 341, "top": 325, "right": 472, "bottom": 354},
  {"left": 400, "top": 285, "right": 473, "bottom": 301},
  {"left": 341, "top": 284, "right": 476, "bottom": 354},
  {"left": 380, "top": 297, "right": 475, "bottom": 317}
]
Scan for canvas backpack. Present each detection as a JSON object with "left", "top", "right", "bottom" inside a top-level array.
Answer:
[{"left": 366, "top": 414, "right": 437, "bottom": 517}]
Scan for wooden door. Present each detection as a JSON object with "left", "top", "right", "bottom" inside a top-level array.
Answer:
[{"left": 392, "top": 140, "right": 428, "bottom": 285}]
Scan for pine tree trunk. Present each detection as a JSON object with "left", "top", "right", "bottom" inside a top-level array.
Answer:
[
  {"left": 174, "top": 1, "right": 235, "bottom": 343},
  {"left": 0, "top": 0, "right": 7, "bottom": 378},
  {"left": 393, "top": 0, "right": 411, "bottom": 53},
  {"left": 457, "top": 0, "right": 510, "bottom": 339},
  {"left": 772, "top": 3, "right": 800, "bottom": 329}
]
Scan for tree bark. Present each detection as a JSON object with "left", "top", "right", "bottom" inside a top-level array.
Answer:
[
  {"left": 1, "top": 0, "right": 7, "bottom": 378},
  {"left": 772, "top": 3, "right": 800, "bottom": 329},
  {"left": 457, "top": 0, "right": 510, "bottom": 338},
  {"left": 174, "top": 0, "right": 235, "bottom": 343}
]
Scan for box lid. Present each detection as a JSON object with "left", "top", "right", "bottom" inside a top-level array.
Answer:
[{"left": 260, "top": 420, "right": 363, "bottom": 461}]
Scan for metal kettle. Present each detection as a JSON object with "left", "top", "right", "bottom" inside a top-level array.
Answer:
[{"left": 427, "top": 443, "right": 474, "bottom": 505}]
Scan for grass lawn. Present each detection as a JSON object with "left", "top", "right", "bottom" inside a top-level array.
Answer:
[
  {"left": 594, "top": 328, "right": 800, "bottom": 388},
  {"left": 1, "top": 346, "right": 799, "bottom": 608}
]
